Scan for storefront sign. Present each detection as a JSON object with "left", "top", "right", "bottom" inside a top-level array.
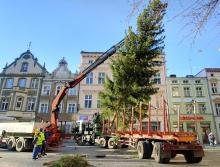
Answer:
[
  {"left": 180, "top": 116, "right": 204, "bottom": 120},
  {"left": 79, "top": 115, "right": 89, "bottom": 121}
]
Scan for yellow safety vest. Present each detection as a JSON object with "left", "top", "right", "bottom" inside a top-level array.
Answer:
[
  {"left": 36, "top": 134, "right": 43, "bottom": 146},
  {"left": 40, "top": 132, "right": 45, "bottom": 141}
]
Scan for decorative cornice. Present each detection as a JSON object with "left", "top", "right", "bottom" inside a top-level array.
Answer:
[{"left": 0, "top": 73, "right": 46, "bottom": 77}]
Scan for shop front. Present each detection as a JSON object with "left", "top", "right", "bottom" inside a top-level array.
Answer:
[{"left": 170, "top": 115, "right": 216, "bottom": 144}]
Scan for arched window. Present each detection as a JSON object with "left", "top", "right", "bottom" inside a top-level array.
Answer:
[{"left": 21, "top": 62, "right": 28, "bottom": 72}]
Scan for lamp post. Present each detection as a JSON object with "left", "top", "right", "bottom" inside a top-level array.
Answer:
[
  {"left": 177, "top": 107, "right": 180, "bottom": 132},
  {"left": 192, "top": 99, "right": 199, "bottom": 140}
]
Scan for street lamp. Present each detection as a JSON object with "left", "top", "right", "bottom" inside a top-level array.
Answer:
[{"left": 192, "top": 99, "right": 199, "bottom": 141}]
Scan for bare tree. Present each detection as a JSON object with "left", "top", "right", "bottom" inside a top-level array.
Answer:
[{"left": 128, "top": 0, "right": 220, "bottom": 39}]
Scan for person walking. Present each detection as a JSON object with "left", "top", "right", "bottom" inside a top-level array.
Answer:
[
  {"left": 32, "top": 128, "right": 42, "bottom": 160},
  {"left": 208, "top": 132, "right": 215, "bottom": 146},
  {"left": 40, "top": 128, "right": 47, "bottom": 156}
]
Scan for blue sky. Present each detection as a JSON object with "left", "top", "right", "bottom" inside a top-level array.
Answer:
[{"left": 0, "top": 0, "right": 220, "bottom": 76}]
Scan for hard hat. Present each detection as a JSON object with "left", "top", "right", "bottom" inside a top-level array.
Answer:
[{"left": 40, "top": 128, "right": 44, "bottom": 132}]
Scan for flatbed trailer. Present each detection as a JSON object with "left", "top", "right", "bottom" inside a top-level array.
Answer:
[{"left": 97, "top": 101, "right": 204, "bottom": 164}]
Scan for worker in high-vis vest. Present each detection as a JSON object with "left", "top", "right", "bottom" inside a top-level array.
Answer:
[
  {"left": 39, "top": 128, "right": 47, "bottom": 156},
  {"left": 32, "top": 128, "right": 43, "bottom": 160}
]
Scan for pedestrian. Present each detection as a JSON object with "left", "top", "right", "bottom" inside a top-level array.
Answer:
[
  {"left": 39, "top": 128, "right": 47, "bottom": 156},
  {"left": 32, "top": 128, "right": 42, "bottom": 160},
  {"left": 208, "top": 132, "right": 215, "bottom": 146}
]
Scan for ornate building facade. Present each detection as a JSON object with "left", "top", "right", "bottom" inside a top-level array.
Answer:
[
  {"left": 0, "top": 50, "right": 47, "bottom": 121},
  {"left": 37, "top": 58, "right": 79, "bottom": 133}
]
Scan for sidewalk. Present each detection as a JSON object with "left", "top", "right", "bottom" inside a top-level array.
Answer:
[{"left": 203, "top": 144, "right": 220, "bottom": 150}]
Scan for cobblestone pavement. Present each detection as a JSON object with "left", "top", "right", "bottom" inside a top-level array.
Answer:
[{"left": 0, "top": 140, "right": 220, "bottom": 167}]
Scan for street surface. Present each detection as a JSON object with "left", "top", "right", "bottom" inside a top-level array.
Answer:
[{"left": 0, "top": 140, "right": 220, "bottom": 167}]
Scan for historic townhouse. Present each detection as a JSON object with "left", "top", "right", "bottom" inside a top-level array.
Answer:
[
  {"left": 37, "top": 58, "right": 79, "bottom": 133},
  {"left": 196, "top": 68, "right": 220, "bottom": 143},
  {"left": 166, "top": 75, "right": 216, "bottom": 144},
  {"left": 0, "top": 50, "right": 47, "bottom": 121},
  {"left": 78, "top": 51, "right": 167, "bottom": 131}
]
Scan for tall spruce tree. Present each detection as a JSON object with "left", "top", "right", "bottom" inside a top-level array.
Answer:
[{"left": 99, "top": 0, "right": 167, "bottom": 126}]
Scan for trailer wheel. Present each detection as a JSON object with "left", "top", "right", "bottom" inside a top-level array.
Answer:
[
  {"left": 7, "top": 137, "right": 16, "bottom": 151},
  {"left": 16, "top": 137, "right": 25, "bottom": 152},
  {"left": 154, "top": 142, "right": 170, "bottom": 164},
  {"left": 99, "top": 138, "right": 107, "bottom": 148},
  {"left": 108, "top": 138, "right": 117, "bottom": 149},
  {"left": 184, "top": 151, "right": 202, "bottom": 163},
  {"left": 137, "top": 141, "right": 153, "bottom": 159}
]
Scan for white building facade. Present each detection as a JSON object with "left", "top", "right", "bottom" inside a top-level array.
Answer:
[{"left": 196, "top": 68, "right": 220, "bottom": 143}]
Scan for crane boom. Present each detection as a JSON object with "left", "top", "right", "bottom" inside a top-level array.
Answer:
[{"left": 50, "top": 39, "right": 124, "bottom": 131}]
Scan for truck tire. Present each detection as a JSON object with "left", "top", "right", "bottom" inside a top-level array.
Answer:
[
  {"left": 99, "top": 138, "right": 107, "bottom": 148},
  {"left": 7, "top": 137, "right": 16, "bottom": 151},
  {"left": 137, "top": 141, "right": 153, "bottom": 159},
  {"left": 184, "top": 151, "right": 202, "bottom": 163},
  {"left": 16, "top": 137, "right": 25, "bottom": 152},
  {"left": 154, "top": 142, "right": 170, "bottom": 164},
  {"left": 108, "top": 138, "right": 117, "bottom": 149}
]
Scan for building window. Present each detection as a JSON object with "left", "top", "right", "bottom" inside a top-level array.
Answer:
[
  {"left": 15, "top": 97, "right": 23, "bottom": 110},
  {"left": 215, "top": 103, "right": 220, "bottom": 116},
  {"left": 183, "top": 80, "right": 189, "bottom": 84},
  {"left": 97, "top": 100, "right": 101, "bottom": 108},
  {"left": 68, "top": 88, "right": 76, "bottom": 96},
  {"left": 21, "top": 62, "right": 28, "bottom": 72},
  {"left": 5, "top": 78, "right": 13, "bottom": 89},
  {"left": 187, "top": 123, "right": 195, "bottom": 132},
  {"left": 173, "top": 104, "right": 180, "bottom": 114},
  {"left": 211, "top": 83, "right": 218, "bottom": 93},
  {"left": 27, "top": 98, "right": 35, "bottom": 111},
  {"left": 40, "top": 103, "right": 48, "bottom": 113},
  {"left": 185, "top": 104, "right": 193, "bottom": 114},
  {"left": 98, "top": 72, "right": 105, "bottom": 84},
  {"left": 172, "top": 80, "right": 178, "bottom": 84},
  {"left": 67, "top": 104, "right": 76, "bottom": 113},
  {"left": 172, "top": 87, "right": 179, "bottom": 97},
  {"left": 88, "top": 60, "right": 93, "bottom": 64},
  {"left": 84, "top": 95, "right": 92, "bottom": 108},
  {"left": 42, "top": 85, "right": 51, "bottom": 95},
  {"left": 18, "top": 78, "right": 26, "bottom": 88},
  {"left": 210, "top": 73, "right": 214, "bottom": 77},
  {"left": 173, "top": 122, "right": 183, "bottom": 132},
  {"left": 198, "top": 103, "right": 206, "bottom": 114},
  {"left": 0, "top": 97, "right": 9, "bottom": 111},
  {"left": 30, "top": 78, "right": 39, "bottom": 89},
  {"left": 196, "top": 87, "right": 203, "bottom": 97},
  {"left": 184, "top": 87, "right": 191, "bottom": 97},
  {"left": 86, "top": 72, "right": 93, "bottom": 85},
  {"left": 56, "top": 85, "right": 62, "bottom": 95},
  {"left": 58, "top": 102, "right": 63, "bottom": 113},
  {"left": 152, "top": 61, "right": 162, "bottom": 66},
  {"left": 142, "top": 122, "right": 160, "bottom": 132},
  {"left": 195, "top": 80, "right": 201, "bottom": 84},
  {"left": 152, "top": 73, "right": 161, "bottom": 84}
]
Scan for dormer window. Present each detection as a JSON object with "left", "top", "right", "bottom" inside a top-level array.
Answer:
[{"left": 21, "top": 62, "right": 28, "bottom": 72}]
